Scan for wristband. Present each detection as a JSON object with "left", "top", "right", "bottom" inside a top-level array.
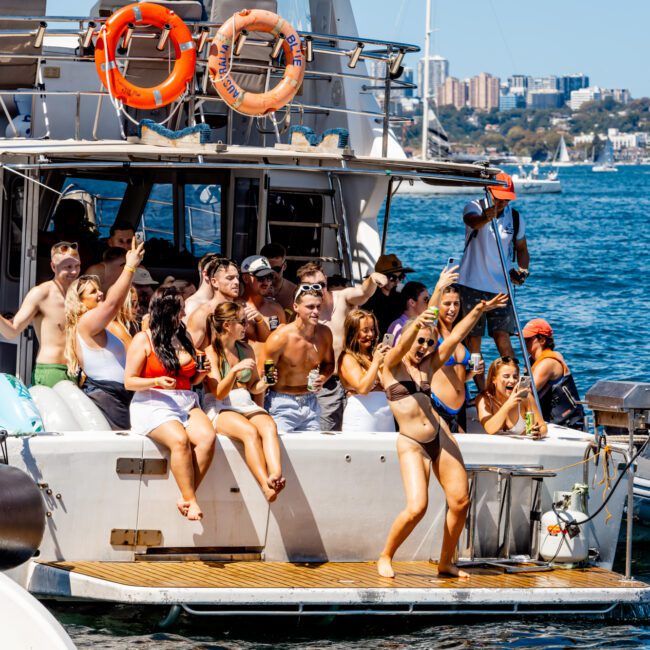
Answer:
[{"left": 125, "top": 265, "right": 136, "bottom": 274}]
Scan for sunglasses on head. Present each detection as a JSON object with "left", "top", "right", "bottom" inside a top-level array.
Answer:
[
  {"left": 53, "top": 241, "right": 79, "bottom": 254},
  {"left": 417, "top": 337, "right": 436, "bottom": 347},
  {"left": 500, "top": 356, "right": 520, "bottom": 364},
  {"left": 295, "top": 283, "right": 323, "bottom": 300}
]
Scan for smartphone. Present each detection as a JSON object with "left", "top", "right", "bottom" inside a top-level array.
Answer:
[
  {"left": 445, "top": 256, "right": 455, "bottom": 269},
  {"left": 135, "top": 231, "right": 144, "bottom": 244},
  {"left": 518, "top": 376, "right": 531, "bottom": 397},
  {"left": 382, "top": 332, "right": 395, "bottom": 347}
]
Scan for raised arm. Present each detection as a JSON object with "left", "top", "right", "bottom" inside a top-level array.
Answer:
[
  {"left": 384, "top": 309, "right": 438, "bottom": 370},
  {"left": 429, "top": 266, "right": 459, "bottom": 307},
  {"left": 341, "top": 272, "right": 388, "bottom": 307},
  {"left": 0, "top": 285, "right": 45, "bottom": 339},
  {"left": 79, "top": 240, "right": 144, "bottom": 337},
  {"left": 463, "top": 200, "right": 497, "bottom": 231}
]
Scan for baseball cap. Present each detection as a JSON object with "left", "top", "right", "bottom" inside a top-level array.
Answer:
[
  {"left": 374, "top": 253, "right": 414, "bottom": 275},
  {"left": 488, "top": 172, "right": 516, "bottom": 201},
  {"left": 522, "top": 318, "right": 553, "bottom": 339},
  {"left": 241, "top": 255, "right": 273, "bottom": 277},
  {"left": 132, "top": 266, "right": 159, "bottom": 286}
]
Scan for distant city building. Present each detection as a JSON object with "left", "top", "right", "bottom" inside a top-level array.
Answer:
[
  {"left": 559, "top": 74, "right": 589, "bottom": 101},
  {"left": 508, "top": 74, "right": 529, "bottom": 92},
  {"left": 402, "top": 67, "right": 414, "bottom": 98},
  {"left": 417, "top": 54, "right": 448, "bottom": 103},
  {"left": 574, "top": 133, "right": 596, "bottom": 146},
  {"left": 439, "top": 76, "right": 468, "bottom": 109},
  {"left": 608, "top": 88, "right": 632, "bottom": 104},
  {"left": 607, "top": 128, "right": 646, "bottom": 150},
  {"left": 469, "top": 72, "right": 500, "bottom": 111},
  {"left": 570, "top": 86, "right": 602, "bottom": 110},
  {"left": 528, "top": 76, "right": 559, "bottom": 92},
  {"left": 527, "top": 89, "right": 564, "bottom": 109},
  {"left": 499, "top": 91, "right": 526, "bottom": 111}
]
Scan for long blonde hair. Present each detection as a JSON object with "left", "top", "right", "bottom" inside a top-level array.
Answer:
[
  {"left": 208, "top": 301, "right": 243, "bottom": 375},
  {"left": 64, "top": 274, "right": 100, "bottom": 379},
  {"left": 114, "top": 286, "right": 139, "bottom": 337}
]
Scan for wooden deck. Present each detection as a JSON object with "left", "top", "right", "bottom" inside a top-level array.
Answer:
[{"left": 42, "top": 560, "right": 647, "bottom": 591}]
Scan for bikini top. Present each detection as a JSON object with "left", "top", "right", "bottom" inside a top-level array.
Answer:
[
  {"left": 142, "top": 332, "right": 196, "bottom": 391},
  {"left": 220, "top": 341, "right": 252, "bottom": 384},
  {"left": 487, "top": 393, "right": 526, "bottom": 435},
  {"left": 439, "top": 336, "right": 471, "bottom": 368},
  {"left": 386, "top": 378, "right": 431, "bottom": 402}
]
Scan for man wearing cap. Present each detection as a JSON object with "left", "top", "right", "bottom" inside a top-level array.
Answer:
[
  {"left": 523, "top": 318, "right": 585, "bottom": 430},
  {"left": 132, "top": 266, "right": 159, "bottom": 323},
  {"left": 458, "top": 173, "right": 530, "bottom": 387},
  {"left": 260, "top": 243, "right": 297, "bottom": 315},
  {"left": 0, "top": 242, "right": 81, "bottom": 386},
  {"left": 241, "top": 255, "right": 286, "bottom": 357},
  {"left": 361, "top": 253, "right": 414, "bottom": 336}
]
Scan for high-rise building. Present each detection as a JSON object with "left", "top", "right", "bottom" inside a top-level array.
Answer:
[
  {"left": 526, "top": 89, "right": 564, "bottom": 109},
  {"left": 508, "top": 74, "right": 529, "bottom": 91},
  {"left": 559, "top": 74, "right": 589, "bottom": 101},
  {"left": 417, "top": 54, "right": 448, "bottom": 103},
  {"left": 469, "top": 72, "right": 500, "bottom": 111},
  {"left": 499, "top": 91, "right": 526, "bottom": 111},
  {"left": 569, "top": 86, "right": 602, "bottom": 111},
  {"left": 609, "top": 88, "right": 631, "bottom": 104},
  {"left": 439, "top": 76, "right": 468, "bottom": 109},
  {"left": 402, "top": 67, "right": 414, "bottom": 98}
]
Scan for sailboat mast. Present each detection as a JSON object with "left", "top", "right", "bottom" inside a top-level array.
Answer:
[{"left": 420, "top": 0, "right": 432, "bottom": 160}]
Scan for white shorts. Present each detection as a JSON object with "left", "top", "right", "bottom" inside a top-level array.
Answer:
[
  {"left": 342, "top": 392, "right": 396, "bottom": 433},
  {"left": 204, "top": 388, "right": 266, "bottom": 425},
  {"left": 129, "top": 388, "right": 199, "bottom": 436}
]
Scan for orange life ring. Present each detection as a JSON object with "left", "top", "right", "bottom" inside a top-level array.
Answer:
[
  {"left": 94, "top": 2, "right": 196, "bottom": 110},
  {"left": 208, "top": 9, "right": 305, "bottom": 116}
]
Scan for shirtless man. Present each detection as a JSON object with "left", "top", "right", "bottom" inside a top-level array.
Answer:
[
  {"left": 184, "top": 252, "right": 218, "bottom": 319},
  {"left": 83, "top": 247, "right": 126, "bottom": 292},
  {"left": 260, "top": 243, "right": 297, "bottom": 315},
  {"left": 295, "top": 261, "right": 387, "bottom": 430},
  {"left": 186, "top": 258, "right": 268, "bottom": 349},
  {"left": 241, "top": 255, "right": 286, "bottom": 357},
  {"left": 0, "top": 242, "right": 81, "bottom": 386},
  {"left": 106, "top": 220, "right": 135, "bottom": 250},
  {"left": 262, "top": 287, "right": 335, "bottom": 432}
]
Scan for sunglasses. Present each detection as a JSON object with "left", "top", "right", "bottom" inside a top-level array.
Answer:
[
  {"left": 500, "top": 356, "right": 520, "bottom": 364},
  {"left": 417, "top": 337, "right": 436, "bottom": 347},
  {"left": 53, "top": 241, "right": 79, "bottom": 254},
  {"left": 387, "top": 273, "right": 405, "bottom": 282},
  {"left": 295, "top": 283, "right": 323, "bottom": 299}
]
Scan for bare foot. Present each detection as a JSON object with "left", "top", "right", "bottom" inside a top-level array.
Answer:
[
  {"left": 176, "top": 498, "right": 190, "bottom": 517},
  {"left": 437, "top": 562, "right": 470, "bottom": 579},
  {"left": 268, "top": 473, "right": 286, "bottom": 494},
  {"left": 186, "top": 500, "right": 203, "bottom": 521},
  {"left": 377, "top": 555, "right": 395, "bottom": 578},
  {"left": 262, "top": 484, "right": 278, "bottom": 503}
]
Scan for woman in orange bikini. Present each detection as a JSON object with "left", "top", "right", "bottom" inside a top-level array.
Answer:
[{"left": 124, "top": 286, "right": 215, "bottom": 521}]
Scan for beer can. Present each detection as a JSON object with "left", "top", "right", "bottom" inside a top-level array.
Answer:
[
  {"left": 307, "top": 369, "right": 319, "bottom": 392},
  {"left": 470, "top": 353, "right": 482, "bottom": 372},
  {"left": 263, "top": 359, "right": 276, "bottom": 384},
  {"left": 196, "top": 351, "right": 206, "bottom": 371},
  {"left": 269, "top": 315, "right": 279, "bottom": 331},
  {"left": 427, "top": 306, "right": 439, "bottom": 320},
  {"left": 525, "top": 411, "right": 535, "bottom": 436}
]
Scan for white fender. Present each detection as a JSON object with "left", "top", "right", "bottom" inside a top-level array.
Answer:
[
  {"left": 53, "top": 381, "right": 111, "bottom": 431},
  {"left": 0, "top": 374, "right": 44, "bottom": 435},
  {"left": 28, "top": 386, "right": 81, "bottom": 432}
]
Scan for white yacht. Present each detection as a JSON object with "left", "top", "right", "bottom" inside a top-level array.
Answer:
[{"left": 0, "top": 0, "right": 648, "bottom": 625}]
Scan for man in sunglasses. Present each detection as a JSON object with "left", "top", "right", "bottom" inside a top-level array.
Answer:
[
  {"left": 260, "top": 243, "right": 297, "bottom": 315},
  {"left": 295, "top": 261, "right": 388, "bottom": 431},
  {"left": 0, "top": 242, "right": 81, "bottom": 387},
  {"left": 262, "top": 287, "right": 335, "bottom": 432},
  {"left": 361, "top": 254, "right": 415, "bottom": 336}
]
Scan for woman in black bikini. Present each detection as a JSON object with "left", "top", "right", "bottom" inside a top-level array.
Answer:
[{"left": 377, "top": 292, "right": 508, "bottom": 579}]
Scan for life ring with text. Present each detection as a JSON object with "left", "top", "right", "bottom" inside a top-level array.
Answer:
[
  {"left": 208, "top": 9, "right": 304, "bottom": 116},
  {"left": 94, "top": 2, "right": 196, "bottom": 110}
]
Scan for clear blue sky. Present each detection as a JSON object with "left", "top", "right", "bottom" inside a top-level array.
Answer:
[{"left": 48, "top": 0, "right": 649, "bottom": 97}]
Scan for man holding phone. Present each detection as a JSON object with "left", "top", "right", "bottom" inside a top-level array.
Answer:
[{"left": 457, "top": 173, "right": 530, "bottom": 389}]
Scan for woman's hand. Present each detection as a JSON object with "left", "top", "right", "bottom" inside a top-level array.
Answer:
[
  {"left": 528, "top": 422, "right": 547, "bottom": 439},
  {"left": 125, "top": 238, "right": 145, "bottom": 269},
  {"left": 416, "top": 309, "right": 438, "bottom": 329},
  {"left": 505, "top": 382, "right": 527, "bottom": 407},
  {"left": 373, "top": 343, "right": 391, "bottom": 364},
  {"left": 435, "top": 265, "right": 460, "bottom": 292},
  {"left": 154, "top": 376, "right": 176, "bottom": 389},
  {"left": 195, "top": 356, "right": 211, "bottom": 375},
  {"left": 232, "top": 358, "right": 256, "bottom": 376},
  {"left": 478, "top": 293, "right": 509, "bottom": 313}
]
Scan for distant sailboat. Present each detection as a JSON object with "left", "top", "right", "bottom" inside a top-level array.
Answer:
[
  {"left": 552, "top": 135, "right": 572, "bottom": 167},
  {"left": 592, "top": 138, "right": 618, "bottom": 172}
]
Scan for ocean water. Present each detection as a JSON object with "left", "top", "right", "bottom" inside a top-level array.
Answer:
[{"left": 52, "top": 165, "right": 650, "bottom": 647}]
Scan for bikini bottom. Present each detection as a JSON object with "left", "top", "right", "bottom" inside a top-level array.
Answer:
[
  {"left": 431, "top": 392, "right": 466, "bottom": 434},
  {"left": 400, "top": 431, "right": 441, "bottom": 463}
]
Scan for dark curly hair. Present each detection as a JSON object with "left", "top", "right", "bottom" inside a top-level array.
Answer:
[{"left": 148, "top": 286, "right": 196, "bottom": 374}]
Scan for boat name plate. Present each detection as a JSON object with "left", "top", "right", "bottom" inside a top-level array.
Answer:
[
  {"left": 110, "top": 529, "right": 162, "bottom": 547},
  {"left": 115, "top": 458, "right": 168, "bottom": 476}
]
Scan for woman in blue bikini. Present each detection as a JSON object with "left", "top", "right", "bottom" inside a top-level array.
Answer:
[{"left": 430, "top": 284, "right": 483, "bottom": 432}]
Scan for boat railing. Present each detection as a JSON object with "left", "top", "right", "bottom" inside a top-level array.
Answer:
[{"left": 0, "top": 14, "right": 418, "bottom": 154}]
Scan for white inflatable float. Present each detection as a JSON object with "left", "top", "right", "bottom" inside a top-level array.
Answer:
[
  {"left": 28, "top": 386, "right": 81, "bottom": 432},
  {"left": 53, "top": 381, "right": 111, "bottom": 431},
  {"left": 0, "top": 374, "right": 44, "bottom": 435}
]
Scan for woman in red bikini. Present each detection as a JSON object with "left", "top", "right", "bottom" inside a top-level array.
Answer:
[{"left": 125, "top": 286, "right": 214, "bottom": 521}]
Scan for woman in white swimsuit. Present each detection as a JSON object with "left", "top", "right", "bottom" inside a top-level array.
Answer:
[
  {"left": 476, "top": 357, "right": 546, "bottom": 437},
  {"left": 204, "top": 301, "right": 285, "bottom": 501}
]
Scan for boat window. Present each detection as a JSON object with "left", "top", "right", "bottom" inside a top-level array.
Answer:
[
  {"left": 277, "top": 0, "right": 312, "bottom": 31},
  {"left": 232, "top": 178, "right": 260, "bottom": 262},
  {"left": 267, "top": 190, "right": 323, "bottom": 278},
  {"left": 184, "top": 183, "right": 222, "bottom": 257},
  {"left": 141, "top": 183, "right": 174, "bottom": 244},
  {"left": 5, "top": 175, "right": 24, "bottom": 281}
]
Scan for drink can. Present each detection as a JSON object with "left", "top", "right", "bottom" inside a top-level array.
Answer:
[
  {"left": 196, "top": 351, "right": 206, "bottom": 371},
  {"left": 427, "top": 306, "right": 439, "bottom": 320},
  {"left": 525, "top": 411, "right": 535, "bottom": 436},
  {"left": 264, "top": 359, "right": 276, "bottom": 384},
  {"left": 470, "top": 353, "right": 482, "bottom": 372},
  {"left": 307, "top": 369, "right": 319, "bottom": 392},
  {"left": 269, "top": 315, "right": 279, "bottom": 331}
]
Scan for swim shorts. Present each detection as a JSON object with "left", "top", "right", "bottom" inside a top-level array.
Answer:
[
  {"left": 459, "top": 285, "right": 515, "bottom": 337},
  {"left": 264, "top": 391, "right": 320, "bottom": 432},
  {"left": 32, "top": 363, "right": 70, "bottom": 388}
]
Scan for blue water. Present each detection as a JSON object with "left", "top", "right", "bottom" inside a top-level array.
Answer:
[{"left": 53, "top": 165, "right": 650, "bottom": 648}]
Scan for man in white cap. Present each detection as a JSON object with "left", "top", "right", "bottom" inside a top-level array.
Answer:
[
  {"left": 0, "top": 241, "right": 81, "bottom": 386},
  {"left": 132, "top": 266, "right": 159, "bottom": 322}
]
